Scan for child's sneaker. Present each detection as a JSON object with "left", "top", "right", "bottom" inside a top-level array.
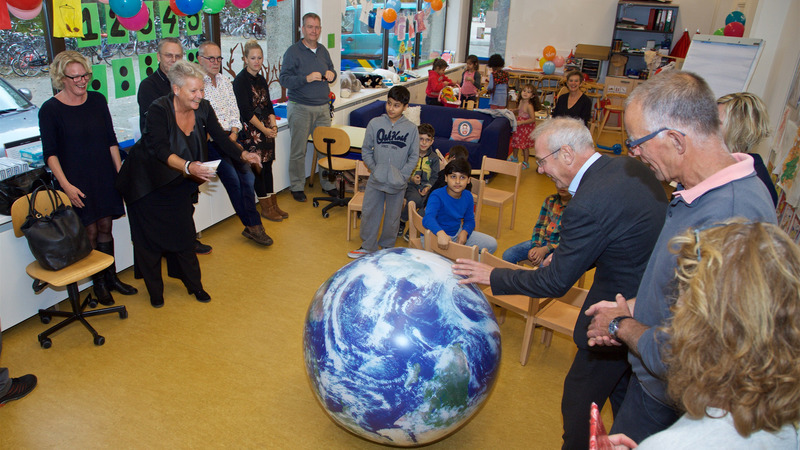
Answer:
[
  {"left": 507, "top": 155, "right": 518, "bottom": 163},
  {"left": 522, "top": 161, "right": 530, "bottom": 169},
  {"left": 347, "top": 248, "right": 372, "bottom": 259},
  {"left": 397, "top": 221, "right": 406, "bottom": 237}
]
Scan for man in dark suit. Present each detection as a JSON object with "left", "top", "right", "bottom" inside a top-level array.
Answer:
[{"left": 453, "top": 117, "right": 667, "bottom": 450}]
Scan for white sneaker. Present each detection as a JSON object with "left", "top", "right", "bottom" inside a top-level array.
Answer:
[{"left": 347, "top": 247, "right": 372, "bottom": 259}]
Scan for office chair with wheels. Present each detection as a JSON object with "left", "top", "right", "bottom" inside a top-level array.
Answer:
[
  {"left": 11, "top": 191, "right": 128, "bottom": 348},
  {"left": 311, "top": 126, "right": 357, "bottom": 218}
]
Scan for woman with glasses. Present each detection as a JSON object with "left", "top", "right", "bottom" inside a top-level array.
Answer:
[{"left": 39, "top": 50, "right": 136, "bottom": 306}]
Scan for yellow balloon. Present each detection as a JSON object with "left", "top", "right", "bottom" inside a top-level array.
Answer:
[{"left": 539, "top": 57, "right": 547, "bottom": 68}]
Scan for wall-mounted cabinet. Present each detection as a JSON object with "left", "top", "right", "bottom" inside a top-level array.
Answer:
[{"left": 610, "top": 1, "right": 679, "bottom": 77}]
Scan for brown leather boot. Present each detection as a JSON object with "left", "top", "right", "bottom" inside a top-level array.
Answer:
[
  {"left": 271, "top": 195, "right": 289, "bottom": 219},
  {"left": 242, "top": 225, "right": 273, "bottom": 246},
  {"left": 259, "top": 196, "right": 282, "bottom": 222}
]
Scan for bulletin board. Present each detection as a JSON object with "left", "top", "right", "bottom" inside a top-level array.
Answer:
[
  {"left": 681, "top": 34, "right": 764, "bottom": 99},
  {"left": 772, "top": 53, "right": 800, "bottom": 242}
]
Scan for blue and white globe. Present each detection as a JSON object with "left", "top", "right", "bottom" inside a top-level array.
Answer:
[{"left": 303, "top": 248, "right": 501, "bottom": 446}]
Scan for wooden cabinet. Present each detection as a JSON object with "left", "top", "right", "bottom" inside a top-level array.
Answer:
[{"left": 610, "top": 1, "right": 679, "bottom": 77}]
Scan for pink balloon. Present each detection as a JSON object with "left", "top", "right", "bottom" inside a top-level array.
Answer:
[
  {"left": 723, "top": 21, "right": 745, "bottom": 37},
  {"left": 98, "top": 0, "right": 109, "bottom": 4},
  {"left": 117, "top": 2, "right": 149, "bottom": 31},
  {"left": 231, "top": 0, "right": 252, "bottom": 8},
  {"left": 553, "top": 55, "right": 565, "bottom": 68},
  {"left": 7, "top": 2, "right": 42, "bottom": 20}
]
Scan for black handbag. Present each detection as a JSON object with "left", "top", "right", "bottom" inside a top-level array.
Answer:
[
  {"left": 0, "top": 168, "right": 52, "bottom": 216},
  {"left": 20, "top": 184, "right": 92, "bottom": 271}
]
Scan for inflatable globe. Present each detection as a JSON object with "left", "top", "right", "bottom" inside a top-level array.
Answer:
[{"left": 303, "top": 248, "right": 501, "bottom": 446}]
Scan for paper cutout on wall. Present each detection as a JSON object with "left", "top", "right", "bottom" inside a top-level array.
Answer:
[
  {"left": 87, "top": 63, "right": 108, "bottom": 100},
  {"left": 415, "top": 11, "right": 426, "bottom": 34},
  {"left": 395, "top": 14, "right": 405, "bottom": 39},
  {"left": 359, "top": 0, "right": 371, "bottom": 25},
  {"left": 157, "top": 1, "right": 180, "bottom": 37},
  {"left": 137, "top": 2, "right": 156, "bottom": 40},
  {"left": 105, "top": 6, "right": 131, "bottom": 44},
  {"left": 111, "top": 57, "right": 135, "bottom": 98},
  {"left": 407, "top": 12, "right": 414, "bottom": 36},
  {"left": 52, "top": 0, "right": 82, "bottom": 37},
  {"left": 374, "top": 8, "right": 383, "bottom": 34},
  {"left": 78, "top": 3, "right": 102, "bottom": 47},
  {"left": 0, "top": 0, "right": 12, "bottom": 30},
  {"left": 138, "top": 52, "right": 158, "bottom": 79},
  {"left": 185, "top": 48, "right": 198, "bottom": 63},
  {"left": 185, "top": 12, "right": 202, "bottom": 35}
]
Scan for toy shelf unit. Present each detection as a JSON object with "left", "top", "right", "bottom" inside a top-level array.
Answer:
[{"left": 610, "top": 1, "right": 679, "bottom": 78}]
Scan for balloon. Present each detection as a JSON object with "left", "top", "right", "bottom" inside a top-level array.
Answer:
[
  {"left": 430, "top": 0, "right": 443, "bottom": 12},
  {"left": 7, "top": 2, "right": 42, "bottom": 19},
  {"left": 109, "top": 0, "right": 143, "bottom": 18},
  {"left": 117, "top": 2, "right": 149, "bottom": 31},
  {"left": 98, "top": 0, "right": 109, "bottom": 3},
  {"left": 202, "top": 0, "right": 224, "bottom": 14},
  {"left": 553, "top": 55, "right": 565, "bottom": 68},
  {"left": 385, "top": 0, "right": 401, "bottom": 11},
  {"left": 539, "top": 56, "right": 547, "bottom": 68},
  {"left": 231, "top": 0, "right": 252, "bottom": 7},
  {"left": 175, "top": 0, "right": 203, "bottom": 15},
  {"left": 381, "top": 18, "right": 395, "bottom": 31},
  {"left": 383, "top": 8, "right": 397, "bottom": 24},
  {"left": 725, "top": 11, "right": 746, "bottom": 26},
  {"left": 713, "top": 27, "right": 725, "bottom": 36},
  {"left": 6, "top": 0, "right": 40, "bottom": 11},
  {"left": 543, "top": 61, "right": 555, "bottom": 75},
  {"left": 543, "top": 45, "right": 556, "bottom": 61},
  {"left": 169, "top": 0, "right": 186, "bottom": 16},
  {"left": 724, "top": 21, "right": 745, "bottom": 37}
]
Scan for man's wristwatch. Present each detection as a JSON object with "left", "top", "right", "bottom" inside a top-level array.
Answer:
[{"left": 608, "top": 315, "right": 632, "bottom": 340}]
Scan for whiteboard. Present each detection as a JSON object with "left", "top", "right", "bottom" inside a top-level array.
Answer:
[{"left": 681, "top": 34, "right": 764, "bottom": 99}]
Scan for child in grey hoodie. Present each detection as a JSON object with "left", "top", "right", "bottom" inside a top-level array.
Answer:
[{"left": 348, "top": 86, "right": 420, "bottom": 258}]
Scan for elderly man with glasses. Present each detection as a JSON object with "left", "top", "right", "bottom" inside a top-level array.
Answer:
[
  {"left": 583, "top": 71, "right": 778, "bottom": 445},
  {"left": 453, "top": 116, "right": 668, "bottom": 450}
]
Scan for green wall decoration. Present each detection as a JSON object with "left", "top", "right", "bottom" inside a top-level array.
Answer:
[
  {"left": 111, "top": 58, "right": 136, "bottom": 99},
  {"left": 87, "top": 64, "right": 108, "bottom": 100}
]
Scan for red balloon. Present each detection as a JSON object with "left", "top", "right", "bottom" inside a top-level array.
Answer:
[
  {"left": 723, "top": 21, "right": 745, "bottom": 37},
  {"left": 7, "top": 2, "right": 42, "bottom": 19},
  {"left": 7, "top": 0, "right": 41, "bottom": 11},
  {"left": 169, "top": 0, "right": 187, "bottom": 16}
]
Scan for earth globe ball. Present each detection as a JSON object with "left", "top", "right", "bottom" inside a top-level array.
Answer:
[{"left": 303, "top": 248, "right": 501, "bottom": 446}]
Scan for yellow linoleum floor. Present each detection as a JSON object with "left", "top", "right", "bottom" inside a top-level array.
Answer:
[{"left": 0, "top": 162, "right": 612, "bottom": 449}]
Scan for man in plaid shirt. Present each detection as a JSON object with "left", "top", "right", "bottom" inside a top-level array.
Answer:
[{"left": 502, "top": 188, "right": 571, "bottom": 266}]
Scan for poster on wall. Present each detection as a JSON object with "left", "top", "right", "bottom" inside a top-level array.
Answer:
[{"left": 771, "top": 54, "right": 800, "bottom": 243}]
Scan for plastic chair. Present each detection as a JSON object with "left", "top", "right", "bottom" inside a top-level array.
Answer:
[
  {"left": 10, "top": 191, "right": 128, "bottom": 348},
  {"left": 346, "top": 160, "right": 370, "bottom": 240},
  {"left": 311, "top": 127, "right": 357, "bottom": 218},
  {"left": 475, "top": 155, "right": 523, "bottom": 238},
  {"left": 479, "top": 249, "right": 547, "bottom": 365}
]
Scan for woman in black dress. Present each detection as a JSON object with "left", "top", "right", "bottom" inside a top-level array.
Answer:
[
  {"left": 118, "top": 60, "right": 261, "bottom": 307},
  {"left": 40, "top": 50, "right": 137, "bottom": 306},
  {"left": 552, "top": 70, "right": 592, "bottom": 127},
  {"left": 232, "top": 39, "right": 286, "bottom": 224}
]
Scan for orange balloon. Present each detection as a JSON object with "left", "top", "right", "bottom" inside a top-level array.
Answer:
[
  {"left": 543, "top": 45, "right": 556, "bottom": 61},
  {"left": 431, "top": 0, "right": 443, "bottom": 12},
  {"left": 383, "top": 8, "right": 397, "bottom": 23}
]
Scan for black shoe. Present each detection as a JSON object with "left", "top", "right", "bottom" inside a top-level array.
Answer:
[
  {"left": 326, "top": 188, "right": 340, "bottom": 198},
  {"left": 92, "top": 273, "right": 115, "bottom": 306},
  {"left": 397, "top": 221, "right": 406, "bottom": 237},
  {"left": 291, "top": 190, "right": 307, "bottom": 202},
  {"left": 0, "top": 374, "right": 37, "bottom": 405},
  {"left": 190, "top": 289, "right": 211, "bottom": 303},
  {"left": 195, "top": 240, "right": 212, "bottom": 255},
  {"left": 150, "top": 296, "right": 164, "bottom": 308},
  {"left": 96, "top": 240, "right": 138, "bottom": 295}
]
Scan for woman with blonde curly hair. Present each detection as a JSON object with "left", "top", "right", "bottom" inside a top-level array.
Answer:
[
  {"left": 40, "top": 50, "right": 135, "bottom": 306},
  {"left": 610, "top": 220, "right": 800, "bottom": 449},
  {"left": 717, "top": 92, "right": 777, "bottom": 205}
]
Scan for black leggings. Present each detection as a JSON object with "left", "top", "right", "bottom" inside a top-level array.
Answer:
[{"left": 253, "top": 159, "right": 274, "bottom": 198}]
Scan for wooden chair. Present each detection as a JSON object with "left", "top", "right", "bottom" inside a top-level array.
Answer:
[
  {"left": 407, "top": 200, "right": 427, "bottom": 250},
  {"left": 311, "top": 127, "right": 357, "bottom": 218},
  {"left": 535, "top": 285, "right": 590, "bottom": 347},
  {"left": 10, "top": 191, "right": 128, "bottom": 348},
  {"left": 470, "top": 176, "right": 484, "bottom": 227},
  {"left": 479, "top": 249, "right": 548, "bottom": 365},
  {"left": 539, "top": 75, "right": 563, "bottom": 106},
  {"left": 346, "top": 160, "right": 370, "bottom": 240},
  {"left": 424, "top": 229, "right": 479, "bottom": 262},
  {"left": 595, "top": 92, "right": 628, "bottom": 151},
  {"left": 475, "top": 155, "right": 523, "bottom": 238}
]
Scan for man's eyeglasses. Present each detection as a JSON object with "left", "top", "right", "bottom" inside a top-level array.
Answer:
[
  {"left": 200, "top": 56, "right": 223, "bottom": 62},
  {"left": 625, "top": 127, "right": 685, "bottom": 151},
  {"left": 535, "top": 147, "right": 561, "bottom": 167},
  {"left": 64, "top": 73, "right": 91, "bottom": 81}
]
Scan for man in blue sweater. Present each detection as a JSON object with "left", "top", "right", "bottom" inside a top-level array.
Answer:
[
  {"left": 279, "top": 12, "right": 337, "bottom": 202},
  {"left": 585, "top": 71, "right": 778, "bottom": 445}
]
